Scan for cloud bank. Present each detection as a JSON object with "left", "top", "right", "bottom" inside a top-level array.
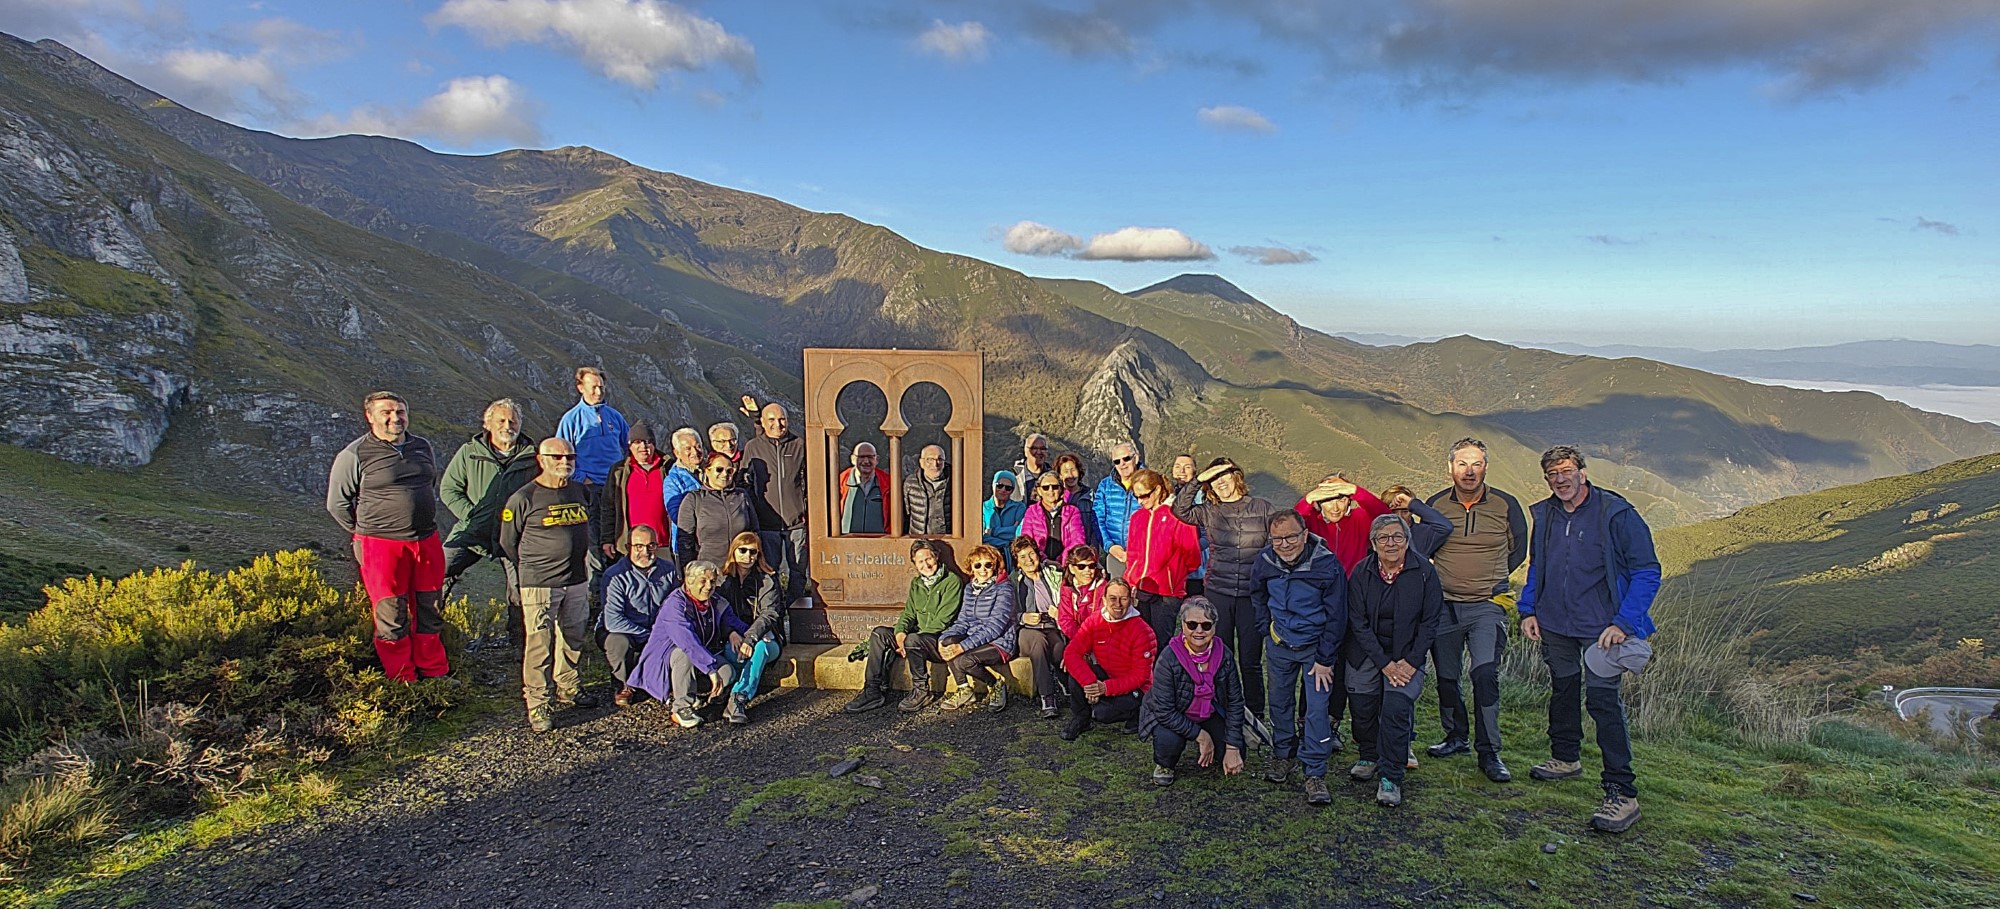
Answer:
[
  {"left": 1229, "top": 245, "right": 1317, "bottom": 265},
  {"left": 429, "top": 0, "right": 756, "bottom": 89},
  {"left": 1005, "top": 222, "right": 1216, "bottom": 262},
  {"left": 307, "top": 75, "right": 545, "bottom": 147}
]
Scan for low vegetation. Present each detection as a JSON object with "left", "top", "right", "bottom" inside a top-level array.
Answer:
[{"left": 0, "top": 551, "right": 491, "bottom": 885}]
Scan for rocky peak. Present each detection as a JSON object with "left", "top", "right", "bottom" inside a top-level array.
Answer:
[
  {"left": 1071, "top": 336, "right": 1204, "bottom": 455},
  {"left": 1131, "top": 273, "right": 1262, "bottom": 307}
]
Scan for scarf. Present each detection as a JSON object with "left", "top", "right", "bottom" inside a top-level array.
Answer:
[{"left": 1169, "top": 636, "right": 1221, "bottom": 721}]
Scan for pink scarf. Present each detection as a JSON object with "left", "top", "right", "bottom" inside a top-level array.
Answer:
[{"left": 1170, "top": 636, "right": 1221, "bottom": 721}]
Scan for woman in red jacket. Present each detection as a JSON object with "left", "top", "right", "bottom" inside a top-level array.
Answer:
[
  {"left": 1123, "top": 468, "right": 1200, "bottom": 647},
  {"left": 1060, "top": 578, "right": 1157, "bottom": 741},
  {"left": 1055, "top": 545, "right": 1108, "bottom": 640}
]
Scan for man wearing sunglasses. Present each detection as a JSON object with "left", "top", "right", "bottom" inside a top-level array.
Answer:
[
  {"left": 500, "top": 437, "right": 600, "bottom": 733},
  {"left": 1093, "top": 442, "right": 1145, "bottom": 579}
]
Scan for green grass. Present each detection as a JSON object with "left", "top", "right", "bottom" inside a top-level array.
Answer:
[{"left": 735, "top": 689, "right": 2000, "bottom": 908}]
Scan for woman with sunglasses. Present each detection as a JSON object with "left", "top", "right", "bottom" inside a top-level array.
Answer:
[
  {"left": 675, "top": 451, "right": 757, "bottom": 571},
  {"left": 717, "top": 531, "right": 782, "bottom": 724},
  {"left": 1124, "top": 468, "right": 1200, "bottom": 647},
  {"left": 1345, "top": 513, "right": 1444, "bottom": 807},
  {"left": 982, "top": 470, "right": 1027, "bottom": 566},
  {"left": 937, "top": 545, "right": 1020, "bottom": 712},
  {"left": 1011, "top": 536, "right": 1069, "bottom": 718},
  {"left": 1139, "top": 598, "right": 1247, "bottom": 786},
  {"left": 1172, "top": 457, "right": 1282, "bottom": 724},
  {"left": 1019, "top": 473, "right": 1086, "bottom": 566}
]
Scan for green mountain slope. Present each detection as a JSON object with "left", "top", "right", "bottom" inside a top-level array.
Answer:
[{"left": 1658, "top": 452, "right": 2000, "bottom": 664}]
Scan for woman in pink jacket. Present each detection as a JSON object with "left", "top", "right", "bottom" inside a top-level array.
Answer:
[
  {"left": 1019, "top": 471, "right": 1087, "bottom": 565},
  {"left": 1124, "top": 468, "right": 1200, "bottom": 647}
]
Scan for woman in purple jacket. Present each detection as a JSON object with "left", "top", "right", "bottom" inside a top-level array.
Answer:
[{"left": 627, "top": 560, "right": 749, "bottom": 729}]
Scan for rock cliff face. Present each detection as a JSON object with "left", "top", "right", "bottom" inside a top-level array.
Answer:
[{"left": 1072, "top": 338, "right": 1204, "bottom": 456}]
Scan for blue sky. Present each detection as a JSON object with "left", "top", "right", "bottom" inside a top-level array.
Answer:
[{"left": 7, "top": 0, "right": 1998, "bottom": 348}]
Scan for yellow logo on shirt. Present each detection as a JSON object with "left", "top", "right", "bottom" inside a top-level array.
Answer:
[
  {"left": 501, "top": 508, "right": 515, "bottom": 523},
  {"left": 544, "top": 503, "right": 589, "bottom": 526}
]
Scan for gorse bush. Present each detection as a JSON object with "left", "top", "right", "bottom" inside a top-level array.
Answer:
[{"left": 0, "top": 551, "right": 468, "bottom": 879}]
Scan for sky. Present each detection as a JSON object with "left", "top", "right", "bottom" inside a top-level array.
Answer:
[{"left": 5, "top": 0, "right": 1998, "bottom": 348}]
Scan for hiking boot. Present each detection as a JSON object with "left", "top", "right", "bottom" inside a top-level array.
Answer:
[
  {"left": 1481, "top": 756, "right": 1513, "bottom": 783},
  {"left": 1348, "top": 760, "right": 1378, "bottom": 782},
  {"left": 527, "top": 705, "right": 554, "bottom": 734},
  {"left": 939, "top": 685, "right": 981, "bottom": 711},
  {"left": 899, "top": 688, "right": 940, "bottom": 713},
  {"left": 1406, "top": 755, "right": 1420, "bottom": 770},
  {"left": 557, "top": 690, "right": 600, "bottom": 709},
  {"left": 1329, "top": 728, "right": 1345, "bottom": 753},
  {"left": 1377, "top": 778, "right": 1403, "bottom": 807},
  {"left": 1244, "top": 710, "right": 1273, "bottom": 748},
  {"left": 1061, "top": 713, "right": 1093, "bottom": 741},
  {"left": 1304, "top": 776, "right": 1332, "bottom": 806},
  {"left": 1121, "top": 718, "right": 1141, "bottom": 735},
  {"left": 986, "top": 683, "right": 1010, "bottom": 713},
  {"left": 1037, "top": 695, "right": 1061, "bottom": 719},
  {"left": 1264, "top": 756, "right": 1294, "bottom": 784},
  {"left": 724, "top": 692, "right": 750, "bottom": 725},
  {"left": 1427, "top": 737, "right": 1472, "bottom": 758},
  {"left": 843, "top": 687, "right": 888, "bottom": 714},
  {"left": 673, "top": 705, "right": 702, "bottom": 729},
  {"left": 1591, "top": 792, "right": 1641, "bottom": 833},
  {"left": 613, "top": 686, "right": 636, "bottom": 708},
  {"left": 1152, "top": 765, "right": 1176, "bottom": 787},
  {"left": 1529, "top": 758, "right": 1584, "bottom": 782}
]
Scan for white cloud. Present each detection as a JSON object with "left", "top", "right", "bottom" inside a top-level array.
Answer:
[
  {"left": 307, "top": 75, "right": 544, "bottom": 148},
  {"left": 1229, "top": 245, "right": 1317, "bottom": 265},
  {"left": 429, "top": 0, "right": 756, "bottom": 89},
  {"left": 151, "top": 47, "right": 297, "bottom": 117},
  {"left": 1197, "top": 104, "right": 1276, "bottom": 134},
  {"left": 915, "top": 20, "right": 991, "bottom": 61},
  {"left": 1003, "top": 221, "right": 1085, "bottom": 256},
  {"left": 1077, "top": 227, "right": 1215, "bottom": 262}
]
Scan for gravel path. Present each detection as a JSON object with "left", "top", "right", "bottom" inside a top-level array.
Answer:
[{"left": 63, "top": 683, "right": 1447, "bottom": 909}]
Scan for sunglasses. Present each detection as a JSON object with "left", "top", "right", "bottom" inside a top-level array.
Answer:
[
  {"left": 735, "top": 546, "right": 759, "bottom": 554},
  {"left": 1183, "top": 620, "right": 1214, "bottom": 631},
  {"left": 996, "top": 484, "right": 1015, "bottom": 491},
  {"left": 708, "top": 466, "right": 734, "bottom": 474},
  {"left": 1069, "top": 563, "right": 1099, "bottom": 571},
  {"left": 541, "top": 453, "right": 576, "bottom": 461},
  {"left": 970, "top": 562, "right": 998, "bottom": 571},
  {"left": 1114, "top": 455, "right": 1136, "bottom": 464},
  {"left": 1038, "top": 485, "right": 1061, "bottom": 492}
]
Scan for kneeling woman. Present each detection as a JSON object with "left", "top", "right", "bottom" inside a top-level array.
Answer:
[
  {"left": 937, "top": 545, "right": 1019, "bottom": 712},
  {"left": 1139, "top": 598, "right": 1247, "bottom": 786},
  {"left": 1059, "top": 579, "right": 1155, "bottom": 740},
  {"left": 718, "top": 531, "right": 783, "bottom": 723},
  {"left": 627, "top": 560, "right": 750, "bottom": 728},
  {"left": 1345, "top": 514, "right": 1444, "bottom": 807}
]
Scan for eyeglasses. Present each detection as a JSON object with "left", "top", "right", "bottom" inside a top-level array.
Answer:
[
  {"left": 1270, "top": 531, "right": 1305, "bottom": 543},
  {"left": 1113, "top": 455, "right": 1136, "bottom": 464},
  {"left": 630, "top": 543, "right": 656, "bottom": 551},
  {"left": 970, "top": 562, "right": 998, "bottom": 571},
  {"left": 1183, "top": 620, "right": 1214, "bottom": 631},
  {"left": 541, "top": 453, "right": 576, "bottom": 461},
  {"left": 1038, "top": 484, "right": 1061, "bottom": 492},
  {"left": 1069, "top": 563, "right": 1099, "bottom": 571},
  {"left": 735, "top": 546, "right": 759, "bottom": 554},
  {"left": 996, "top": 484, "right": 1015, "bottom": 491},
  {"left": 1372, "top": 534, "right": 1408, "bottom": 545},
  {"left": 708, "top": 467, "right": 734, "bottom": 474}
]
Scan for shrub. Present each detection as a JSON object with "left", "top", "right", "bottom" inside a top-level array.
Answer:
[{"left": 0, "top": 551, "right": 467, "bottom": 877}]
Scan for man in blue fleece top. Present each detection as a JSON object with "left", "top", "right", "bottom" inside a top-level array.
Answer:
[
  {"left": 1250, "top": 510, "right": 1347, "bottom": 806},
  {"left": 1517, "top": 445, "right": 1659, "bottom": 835},
  {"left": 556, "top": 366, "right": 630, "bottom": 608}
]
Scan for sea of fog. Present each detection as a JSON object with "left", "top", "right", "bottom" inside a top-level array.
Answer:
[{"left": 1739, "top": 378, "right": 2000, "bottom": 425}]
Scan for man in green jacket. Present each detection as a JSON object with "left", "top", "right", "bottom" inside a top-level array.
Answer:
[
  {"left": 440, "top": 398, "right": 540, "bottom": 647},
  {"left": 844, "top": 539, "right": 965, "bottom": 714}
]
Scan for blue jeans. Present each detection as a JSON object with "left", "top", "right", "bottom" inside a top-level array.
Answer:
[
  {"left": 1542, "top": 632, "right": 1636, "bottom": 797},
  {"left": 732, "top": 636, "right": 780, "bottom": 698},
  {"left": 1266, "top": 639, "right": 1334, "bottom": 777}
]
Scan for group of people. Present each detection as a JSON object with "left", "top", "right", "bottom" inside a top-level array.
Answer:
[
  {"left": 327, "top": 370, "right": 812, "bottom": 734},
  {"left": 326, "top": 368, "right": 1660, "bottom": 834},
  {"left": 841, "top": 433, "right": 1659, "bottom": 832}
]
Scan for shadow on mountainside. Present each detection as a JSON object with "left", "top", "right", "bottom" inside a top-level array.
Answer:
[{"left": 1482, "top": 394, "right": 1869, "bottom": 483}]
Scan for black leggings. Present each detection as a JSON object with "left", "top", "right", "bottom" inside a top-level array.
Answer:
[{"left": 1208, "top": 591, "right": 1266, "bottom": 715}]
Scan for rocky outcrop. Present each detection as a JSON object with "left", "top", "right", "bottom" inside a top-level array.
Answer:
[
  {"left": 1072, "top": 337, "right": 1202, "bottom": 455},
  {"left": 0, "top": 310, "right": 193, "bottom": 466}
]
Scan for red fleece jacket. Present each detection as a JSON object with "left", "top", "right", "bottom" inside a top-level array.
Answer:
[{"left": 1062, "top": 609, "right": 1156, "bottom": 698}]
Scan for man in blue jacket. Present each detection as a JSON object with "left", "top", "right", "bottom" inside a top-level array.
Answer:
[
  {"left": 1094, "top": 442, "right": 1144, "bottom": 578},
  {"left": 1517, "top": 445, "right": 1659, "bottom": 834},
  {"left": 556, "top": 366, "right": 630, "bottom": 609},
  {"left": 1251, "top": 510, "right": 1348, "bottom": 806}
]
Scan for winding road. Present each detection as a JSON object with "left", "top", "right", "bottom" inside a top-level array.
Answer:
[{"left": 1894, "top": 687, "right": 2000, "bottom": 739}]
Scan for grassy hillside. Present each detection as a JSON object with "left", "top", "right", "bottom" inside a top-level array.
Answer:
[{"left": 1658, "top": 452, "right": 2000, "bottom": 666}]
